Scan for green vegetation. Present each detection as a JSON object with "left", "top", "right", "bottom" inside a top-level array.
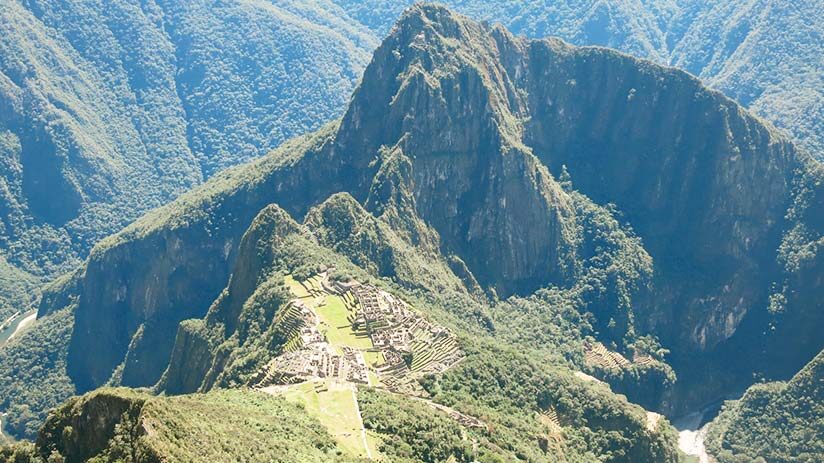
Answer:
[
  {"left": 0, "top": 0, "right": 376, "bottom": 314},
  {"left": 280, "top": 381, "right": 377, "bottom": 459},
  {"left": 0, "top": 308, "right": 75, "bottom": 440},
  {"left": 358, "top": 388, "right": 482, "bottom": 463},
  {"left": 1, "top": 4, "right": 821, "bottom": 462},
  {"left": 706, "top": 350, "right": 824, "bottom": 463},
  {"left": 421, "top": 342, "right": 681, "bottom": 463},
  {"left": 2, "top": 0, "right": 818, "bottom": 330},
  {"left": 316, "top": 295, "right": 373, "bottom": 351},
  {"left": 2, "top": 388, "right": 354, "bottom": 463},
  {"left": 0, "top": 257, "right": 38, "bottom": 323}
]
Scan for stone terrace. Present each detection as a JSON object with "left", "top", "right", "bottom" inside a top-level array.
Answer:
[{"left": 252, "top": 271, "right": 463, "bottom": 396}]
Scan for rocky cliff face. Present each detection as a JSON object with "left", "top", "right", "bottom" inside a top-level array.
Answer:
[
  {"left": 65, "top": 127, "right": 342, "bottom": 390},
  {"left": 46, "top": 4, "right": 823, "bottom": 415}
]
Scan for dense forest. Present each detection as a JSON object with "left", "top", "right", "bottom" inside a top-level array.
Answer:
[
  {"left": 0, "top": 0, "right": 375, "bottom": 320},
  {"left": 706, "top": 350, "right": 824, "bottom": 463},
  {"left": 0, "top": 2, "right": 821, "bottom": 462}
]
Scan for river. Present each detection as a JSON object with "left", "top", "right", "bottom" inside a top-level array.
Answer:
[
  {"left": 0, "top": 309, "right": 37, "bottom": 346},
  {"left": 672, "top": 396, "right": 736, "bottom": 463},
  {"left": 673, "top": 410, "right": 710, "bottom": 463},
  {"left": 0, "top": 309, "right": 37, "bottom": 443}
]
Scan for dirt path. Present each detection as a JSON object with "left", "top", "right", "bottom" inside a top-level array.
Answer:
[
  {"left": 350, "top": 385, "right": 372, "bottom": 460},
  {"left": 646, "top": 412, "right": 662, "bottom": 432}
]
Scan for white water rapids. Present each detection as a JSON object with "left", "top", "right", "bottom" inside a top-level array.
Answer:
[{"left": 674, "top": 410, "right": 710, "bottom": 463}]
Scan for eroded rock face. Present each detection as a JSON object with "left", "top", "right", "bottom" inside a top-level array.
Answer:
[{"left": 56, "top": 5, "right": 822, "bottom": 412}]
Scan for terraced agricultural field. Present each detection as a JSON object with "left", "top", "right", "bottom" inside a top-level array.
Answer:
[{"left": 284, "top": 275, "right": 311, "bottom": 299}]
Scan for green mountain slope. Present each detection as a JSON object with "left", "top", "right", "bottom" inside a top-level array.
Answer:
[
  {"left": 1, "top": 0, "right": 819, "bottom": 327},
  {"left": 0, "top": 307, "right": 75, "bottom": 441},
  {"left": 14, "top": 0, "right": 817, "bottom": 426},
  {"left": 1, "top": 388, "right": 354, "bottom": 463},
  {"left": 0, "top": 0, "right": 375, "bottom": 320},
  {"left": 706, "top": 349, "right": 824, "bottom": 463},
  {"left": 1, "top": 3, "right": 821, "bottom": 460}
]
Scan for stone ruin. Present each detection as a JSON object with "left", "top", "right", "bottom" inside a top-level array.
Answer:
[{"left": 252, "top": 271, "right": 463, "bottom": 396}]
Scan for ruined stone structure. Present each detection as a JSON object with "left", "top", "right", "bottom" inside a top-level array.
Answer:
[{"left": 252, "top": 273, "right": 463, "bottom": 396}]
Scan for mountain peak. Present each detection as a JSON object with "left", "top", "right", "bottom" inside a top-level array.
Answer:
[{"left": 393, "top": 2, "right": 470, "bottom": 37}]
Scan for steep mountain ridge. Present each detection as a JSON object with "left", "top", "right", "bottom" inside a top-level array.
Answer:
[
  {"left": 332, "top": 0, "right": 824, "bottom": 158},
  {"left": 42, "top": 3, "right": 822, "bottom": 417}
]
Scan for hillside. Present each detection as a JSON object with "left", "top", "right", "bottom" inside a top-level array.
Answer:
[
  {"left": 0, "top": 3, "right": 821, "bottom": 461},
  {"left": 0, "top": 0, "right": 814, "bottom": 441},
  {"left": 1, "top": 0, "right": 820, "bottom": 326},
  {"left": 0, "top": 388, "right": 354, "bottom": 463},
  {"left": 706, "top": 349, "right": 824, "bottom": 463},
  {"left": 0, "top": 0, "right": 375, "bottom": 320}
]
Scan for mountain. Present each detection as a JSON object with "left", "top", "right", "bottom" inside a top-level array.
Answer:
[
  {"left": 0, "top": 0, "right": 375, "bottom": 320},
  {"left": 706, "top": 348, "right": 824, "bottom": 463},
  {"left": 66, "top": 0, "right": 824, "bottom": 406},
  {"left": 0, "top": 3, "right": 821, "bottom": 460},
  {"left": 0, "top": 2, "right": 818, "bottom": 455},
  {"left": 331, "top": 0, "right": 824, "bottom": 160},
  {"left": 2, "top": 0, "right": 820, "bottom": 327}
]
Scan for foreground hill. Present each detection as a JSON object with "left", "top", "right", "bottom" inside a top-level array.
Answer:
[{"left": 1, "top": 388, "right": 355, "bottom": 462}]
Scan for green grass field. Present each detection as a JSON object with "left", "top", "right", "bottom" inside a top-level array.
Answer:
[
  {"left": 284, "top": 275, "right": 311, "bottom": 299},
  {"left": 280, "top": 381, "right": 379, "bottom": 460},
  {"left": 316, "top": 295, "right": 373, "bottom": 350},
  {"left": 363, "top": 350, "right": 384, "bottom": 367}
]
